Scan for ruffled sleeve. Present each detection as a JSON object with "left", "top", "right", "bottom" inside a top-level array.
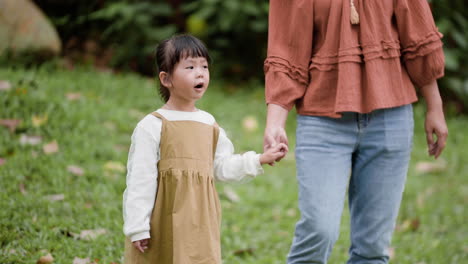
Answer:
[
  {"left": 395, "top": 0, "right": 445, "bottom": 87},
  {"left": 264, "top": 0, "right": 313, "bottom": 110}
]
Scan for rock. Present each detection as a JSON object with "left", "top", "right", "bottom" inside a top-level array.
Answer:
[{"left": 0, "top": 0, "right": 61, "bottom": 56}]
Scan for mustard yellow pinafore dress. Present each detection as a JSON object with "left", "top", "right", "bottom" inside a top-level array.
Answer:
[{"left": 124, "top": 112, "right": 222, "bottom": 264}]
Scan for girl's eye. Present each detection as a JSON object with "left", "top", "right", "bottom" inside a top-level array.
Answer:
[
  {"left": 186, "top": 66, "right": 194, "bottom": 69},
  {"left": 203, "top": 65, "right": 208, "bottom": 69}
]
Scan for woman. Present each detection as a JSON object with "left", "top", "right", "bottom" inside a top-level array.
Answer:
[{"left": 263, "top": 0, "right": 448, "bottom": 263}]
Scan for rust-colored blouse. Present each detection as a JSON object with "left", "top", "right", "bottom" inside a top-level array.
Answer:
[{"left": 264, "top": 0, "right": 445, "bottom": 118}]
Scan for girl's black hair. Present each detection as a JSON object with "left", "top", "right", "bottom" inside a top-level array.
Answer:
[{"left": 155, "top": 34, "right": 211, "bottom": 102}]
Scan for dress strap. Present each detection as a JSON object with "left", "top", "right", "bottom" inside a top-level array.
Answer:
[
  {"left": 151, "top": 111, "right": 166, "bottom": 121},
  {"left": 212, "top": 122, "right": 220, "bottom": 159}
]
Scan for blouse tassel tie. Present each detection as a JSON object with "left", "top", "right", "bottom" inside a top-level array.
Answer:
[{"left": 350, "top": 0, "right": 360, "bottom": 25}]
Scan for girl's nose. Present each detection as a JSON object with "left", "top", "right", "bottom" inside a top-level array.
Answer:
[{"left": 196, "top": 69, "right": 204, "bottom": 78}]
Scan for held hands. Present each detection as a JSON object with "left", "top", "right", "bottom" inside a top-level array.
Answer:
[
  {"left": 425, "top": 109, "right": 448, "bottom": 159},
  {"left": 260, "top": 142, "right": 288, "bottom": 165},
  {"left": 263, "top": 125, "right": 289, "bottom": 166},
  {"left": 133, "top": 238, "right": 150, "bottom": 253}
]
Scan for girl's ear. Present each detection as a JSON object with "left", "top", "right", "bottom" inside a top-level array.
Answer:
[{"left": 159, "top": 71, "right": 172, "bottom": 88}]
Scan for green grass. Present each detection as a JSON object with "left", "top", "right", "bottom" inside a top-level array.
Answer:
[{"left": 0, "top": 66, "right": 467, "bottom": 264}]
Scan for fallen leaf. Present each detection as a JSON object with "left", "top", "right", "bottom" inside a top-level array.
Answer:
[
  {"left": 410, "top": 218, "right": 421, "bottom": 231},
  {"left": 19, "top": 183, "right": 27, "bottom": 194},
  {"left": 73, "top": 257, "right": 90, "bottom": 264},
  {"left": 233, "top": 248, "right": 255, "bottom": 257},
  {"left": 15, "top": 87, "right": 27, "bottom": 95},
  {"left": 397, "top": 219, "right": 411, "bottom": 232},
  {"left": 43, "top": 141, "right": 59, "bottom": 154},
  {"left": 242, "top": 116, "right": 258, "bottom": 132},
  {"left": 286, "top": 208, "right": 297, "bottom": 217},
  {"left": 32, "top": 115, "right": 48, "bottom": 127},
  {"left": 223, "top": 186, "right": 240, "bottom": 203},
  {"left": 272, "top": 208, "right": 281, "bottom": 221},
  {"left": 78, "top": 228, "right": 107, "bottom": 240},
  {"left": 67, "top": 165, "right": 85, "bottom": 176},
  {"left": 276, "top": 230, "right": 289, "bottom": 237},
  {"left": 415, "top": 159, "right": 447, "bottom": 174},
  {"left": 0, "top": 80, "right": 12, "bottom": 91},
  {"left": 45, "top": 194, "right": 65, "bottom": 201},
  {"left": 36, "top": 253, "right": 54, "bottom": 264},
  {"left": 103, "top": 161, "right": 125, "bottom": 173},
  {"left": 0, "top": 119, "right": 21, "bottom": 133},
  {"left": 20, "top": 134, "right": 42, "bottom": 145},
  {"left": 397, "top": 218, "right": 420, "bottom": 232},
  {"left": 0, "top": 158, "right": 5, "bottom": 166},
  {"left": 66, "top": 92, "right": 82, "bottom": 101}
]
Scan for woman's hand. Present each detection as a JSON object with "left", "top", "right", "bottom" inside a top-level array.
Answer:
[
  {"left": 420, "top": 80, "right": 448, "bottom": 159},
  {"left": 133, "top": 238, "right": 150, "bottom": 253},
  {"left": 264, "top": 125, "right": 289, "bottom": 151},
  {"left": 264, "top": 104, "right": 290, "bottom": 165},
  {"left": 425, "top": 109, "right": 448, "bottom": 159}
]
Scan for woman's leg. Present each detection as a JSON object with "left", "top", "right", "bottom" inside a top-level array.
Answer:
[
  {"left": 287, "top": 114, "right": 357, "bottom": 264},
  {"left": 347, "top": 104, "right": 414, "bottom": 264}
]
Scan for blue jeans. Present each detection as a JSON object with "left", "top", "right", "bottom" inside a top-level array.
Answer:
[{"left": 287, "top": 105, "right": 414, "bottom": 264}]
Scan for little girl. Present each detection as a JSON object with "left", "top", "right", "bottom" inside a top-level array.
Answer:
[{"left": 123, "top": 34, "right": 287, "bottom": 264}]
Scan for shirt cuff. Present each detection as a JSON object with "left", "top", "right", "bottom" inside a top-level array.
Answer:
[
  {"left": 255, "top": 153, "right": 264, "bottom": 175},
  {"left": 130, "top": 231, "right": 150, "bottom": 242}
]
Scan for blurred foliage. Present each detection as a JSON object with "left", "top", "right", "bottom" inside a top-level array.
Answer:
[
  {"left": 27, "top": 0, "right": 468, "bottom": 110},
  {"left": 32, "top": 0, "right": 268, "bottom": 78},
  {"left": 182, "top": 0, "right": 269, "bottom": 80},
  {"left": 32, "top": 0, "right": 178, "bottom": 74},
  {"left": 430, "top": 0, "right": 468, "bottom": 111},
  {"left": 84, "top": 1, "right": 177, "bottom": 74}
]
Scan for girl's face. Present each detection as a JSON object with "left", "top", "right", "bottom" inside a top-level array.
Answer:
[{"left": 168, "top": 56, "right": 210, "bottom": 105}]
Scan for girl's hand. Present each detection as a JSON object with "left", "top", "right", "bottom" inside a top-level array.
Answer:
[
  {"left": 260, "top": 143, "right": 289, "bottom": 165},
  {"left": 133, "top": 238, "right": 150, "bottom": 253},
  {"left": 425, "top": 109, "right": 448, "bottom": 159}
]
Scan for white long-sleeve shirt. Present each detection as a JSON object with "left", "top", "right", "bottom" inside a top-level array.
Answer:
[{"left": 123, "top": 109, "right": 264, "bottom": 242}]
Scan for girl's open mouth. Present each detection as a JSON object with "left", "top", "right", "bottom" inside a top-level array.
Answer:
[{"left": 194, "top": 83, "right": 204, "bottom": 89}]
